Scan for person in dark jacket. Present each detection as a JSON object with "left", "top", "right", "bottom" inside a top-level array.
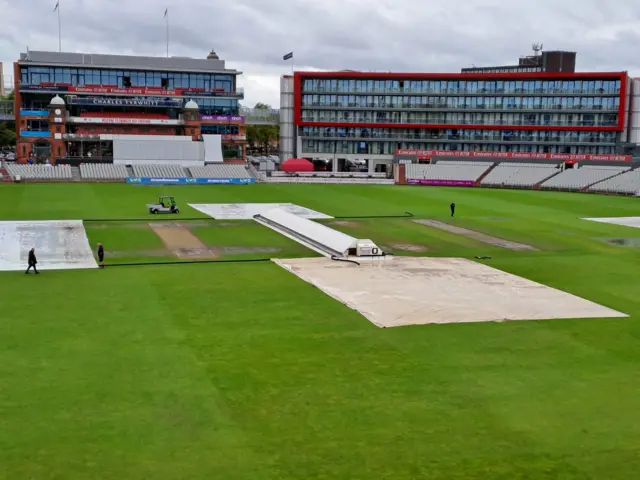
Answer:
[
  {"left": 25, "top": 248, "right": 39, "bottom": 274},
  {"left": 97, "top": 243, "right": 104, "bottom": 268},
  {"left": 450, "top": 202, "right": 456, "bottom": 217}
]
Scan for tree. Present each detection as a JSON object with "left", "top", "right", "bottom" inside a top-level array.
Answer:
[
  {"left": 246, "top": 123, "right": 279, "bottom": 155},
  {"left": 246, "top": 103, "right": 279, "bottom": 154},
  {"left": 0, "top": 121, "right": 16, "bottom": 148},
  {"left": 0, "top": 92, "right": 17, "bottom": 147}
]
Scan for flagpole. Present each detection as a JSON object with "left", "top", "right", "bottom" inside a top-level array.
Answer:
[
  {"left": 291, "top": 53, "right": 294, "bottom": 76},
  {"left": 57, "top": 2, "right": 62, "bottom": 52},
  {"left": 165, "top": 9, "right": 169, "bottom": 58}
]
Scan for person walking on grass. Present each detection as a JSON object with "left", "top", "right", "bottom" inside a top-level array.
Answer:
[
  {"left": 450, "top": 202, "right": 456, "bottom": 217},
  {"left": 97, "top": 242, "right": 104, "bottom": 268},
  {"left": 25, "top": 248, "right": 39, "bottom": 274}
]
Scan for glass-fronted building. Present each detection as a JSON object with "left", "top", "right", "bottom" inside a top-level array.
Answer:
[
  {"left": 289, "top": 71, "right": 627, "bottom": 172},
  {"left": 13, "top": 50, "right": 246, "bottom": 162}
]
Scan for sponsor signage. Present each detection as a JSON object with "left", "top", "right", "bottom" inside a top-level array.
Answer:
[
  {"left": 222, "top": 134, "right": 247, "bottom": 141},
  {"left": 20, "top": 84, "right": 242, "bottom": 98},
  {"left": 20, "top": 130, "right": 51, "bottom": 138},
  {"left": 0, "top": 114, "right": 14, "bottom": 120},
  {"left": 406, "top": 179, "right": 475, "bottom": 187},
  {"left": 68, "top": 97, "right": 182, "bottom": 108},
  {"left": 126, "top": 177, "right": 256, "bottom": 185},
  {"left": 18, "top": 84, "right": 68, "bottom": 92},
  {"left": 395, "top": 149, "right": 632, "bottom": 162},
  {"left": 19, "top": 109, "right": 49, "bottom": 117},
  {"left": 200, "top": 115, "right": 245, "bottom": 122},
  {"left": 68, "top": 116, "right": 182, "bottom": 125}
]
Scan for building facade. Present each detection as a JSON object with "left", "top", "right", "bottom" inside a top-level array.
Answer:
[
  {"left": 13, "top": 50, "right": 246, "bottom": 163},
  {"left": 285, "top": 70, "right": 628, "bottom": 172}
]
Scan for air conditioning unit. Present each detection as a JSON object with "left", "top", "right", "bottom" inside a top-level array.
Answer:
[{"left": 355, "top": 239, "right": 383, "bottom": 257}]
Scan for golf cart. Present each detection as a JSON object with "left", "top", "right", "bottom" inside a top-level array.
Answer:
[{"left": 147, "top": 196, "right": 180, "bottom": 214}]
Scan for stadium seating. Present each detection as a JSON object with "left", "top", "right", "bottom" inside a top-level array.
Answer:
[
  {"left": 6, "top": 164, "right": 72, "bottom": 180},
  {"left": 481, "top": 162, "right": 559, "bottom": 188},
  {"left": 541, "top": 165, "right": 630, "bottom": 190},
  {"left": 588, "top": 168, "right": 640, "bottom": 195},
  {"left": 405, "top": 161, "right": 492, "bottom": 182},
  {"left": 189, "top": 165, "right": 252, "bottom": 179},
  {"left": 131, "top": 164, "right": 187, "bottom": 178},
  {"left": 80, "top": 163, "right": 129, "bottom": 180}
]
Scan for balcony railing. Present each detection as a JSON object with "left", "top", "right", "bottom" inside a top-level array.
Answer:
[
  {"left": 301, "top": 102, "right": 619, "bottom": 111},
  {"left": 300, "top": 132, "right": 616, "bottom": 144},
  {"left": 300, "top": 117, "right": 619, "bottom": 128},
  {"left": 302, "top": 87, "right": 621, "bottom": 96},
  {"left": 301, "top": 146, "right": 618, "bottom": 155},
  {"left": 16, "top": 81, "right": 244, "bottom": 99}
]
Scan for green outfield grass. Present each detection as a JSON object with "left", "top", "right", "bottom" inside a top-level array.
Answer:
[{"left": 0, "top": 183, "right": 639, "bottom": 479}]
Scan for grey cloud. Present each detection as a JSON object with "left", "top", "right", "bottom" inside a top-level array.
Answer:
[{"left": 3, "top": 0, "right": 640, "bottom": 107}]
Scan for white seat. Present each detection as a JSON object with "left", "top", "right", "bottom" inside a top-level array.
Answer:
[
  {"left": 589, "top": 168, "right": 640, "bottom": 194},
  {"left": 541, "top": 165, "right": 629, "bottom": 190},
  {"left": 80, "top": 163, "right": 129, "bottom": 180},
  {"left": 132, "top": 164, "right": 187, "bottom": 178},
  {"left": 481, "top": 163, "right": 559, "bottom": 187},
  {"left": 6, "top": 164, "right": 72, "bottom": 180},
  {"left": 405, "top": 162, "right": 491, "bottom": 182},
  {"left": 189, "top": 165, "right": 252, "bottom": 179}
]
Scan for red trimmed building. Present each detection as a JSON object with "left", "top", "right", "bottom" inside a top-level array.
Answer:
[{"left": 281, "top": 70, "right": 628, "bottom": 172}]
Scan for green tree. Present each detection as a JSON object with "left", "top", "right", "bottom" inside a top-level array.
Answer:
[
  {"left": 246, "top": 103, "right": 279, "bottom": 154},
  {"left": 0, "top": 90, "right": 17, "bottom": 147},
  {"left": 0, "top": 121, "right": 16, "bottom": 147}
]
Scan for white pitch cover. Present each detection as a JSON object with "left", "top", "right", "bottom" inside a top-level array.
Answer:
[
  {"left": 258, "top": 208, "right": 356, "bottom": 256},
  {"left": 188, "top": 203, "right": 334, "bottom": 220},
  {"left": 0, "top": 220, "right": 98, "bottom": 271},
  {"left": 582, "top": 216, "right": 640, "bottom": 229}
]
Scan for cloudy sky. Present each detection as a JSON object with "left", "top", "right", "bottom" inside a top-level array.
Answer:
[{"left": 1, "top": 0, "right": 639, "bottom": 107}]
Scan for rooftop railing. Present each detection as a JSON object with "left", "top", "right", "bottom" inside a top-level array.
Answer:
[{"left": 240, "top": 107, "right": 279, "bottom": 125}]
